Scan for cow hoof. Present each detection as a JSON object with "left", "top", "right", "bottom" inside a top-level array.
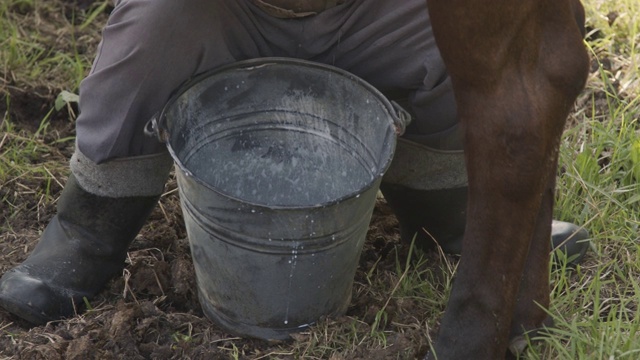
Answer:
[
  {"left": 508, "top": 315, "right": 554, "bottom": 356},
  {"left": 508, "top": 335, "right": 529, "bottom": 356}
]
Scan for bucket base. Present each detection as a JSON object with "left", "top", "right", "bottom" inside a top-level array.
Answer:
[
  {"left": 200, "top": 300, "right": 305, "bottom": 341},
  {"left": 198, "top": 290, "right": 351, "bottom": 341}
]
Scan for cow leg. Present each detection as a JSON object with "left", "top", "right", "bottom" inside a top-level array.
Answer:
[
  {"left": 425, "top": 0, "right": 589, "bottom": 358},
  {"left": 511, "top": 11, "right": 592, "bottom": 344},
  {"left": 507, "top": 170, "right": 556, "bottom": 356}
]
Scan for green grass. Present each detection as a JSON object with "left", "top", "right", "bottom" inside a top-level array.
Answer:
[
  {"left": 0, "top": 0, "right": 96, "bottom": 199},
  {"left": 0, "top": 0, "right": 103, "bottom": 91}
]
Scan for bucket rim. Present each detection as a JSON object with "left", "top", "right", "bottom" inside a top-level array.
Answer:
[
  {"left": 157, "top": 57, "right": 406, "bottom": 210},
  {"left": 159, "top": 57, "right": 403, "bottom": 123}
]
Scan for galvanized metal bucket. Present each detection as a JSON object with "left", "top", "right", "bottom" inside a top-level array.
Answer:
[{"left": 150, "top": 58, "right": 410, "bottom": 340}]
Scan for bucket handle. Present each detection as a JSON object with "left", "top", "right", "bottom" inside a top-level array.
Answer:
[
  {"left": 143, "top": 85, "right": 412, "bottom": 142},
  {"left": 390, "top": 101, "right": 412, "bottom": 136},
  {"left": 144, "top": 114, "right": 169, "bottom": 143}
]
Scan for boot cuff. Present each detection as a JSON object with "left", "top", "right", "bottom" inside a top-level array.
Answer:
[
  {"left": 70, "top": 148, "right": 174, "bottom": 197},
  {"left": 383, "top": 138, "right": 467, "bottom": 191}
]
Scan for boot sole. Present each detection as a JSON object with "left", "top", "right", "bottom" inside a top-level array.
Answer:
[{"left": 0, "top": 294, "right": 53, "bottom": 325}]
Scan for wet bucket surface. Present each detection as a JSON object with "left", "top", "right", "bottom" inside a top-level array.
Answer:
[{"left": 154, "top": 58, "right": 407, "bottom": 340}]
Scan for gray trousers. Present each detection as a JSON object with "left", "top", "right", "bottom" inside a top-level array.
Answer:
[{"left": 72, "top": 0, "right": 462, "bottom": 197}]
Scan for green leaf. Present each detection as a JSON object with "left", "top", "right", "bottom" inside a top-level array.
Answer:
[{"left": 55, "top": 90, "right": 79, "bottom": 111}]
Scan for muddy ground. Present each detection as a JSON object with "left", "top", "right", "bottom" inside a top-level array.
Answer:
[
  {"left": 0, "top": 104, "right": 449, "bottom": 360},
  {"left": 0, "top": 147, "right": 438, "bottom": 360},
  {"left": 1, "top": 86, "right": 451, "bottom": 360}
]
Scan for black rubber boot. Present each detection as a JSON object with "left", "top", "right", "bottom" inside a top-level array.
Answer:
[
  {"left": 0, "top": 174, "right": 159, "bottom": 324},
  {"left": 380, "top": 131, "right": 468, "bottom": 254},
  {"left": 380, "top": 183, "right": 590, "bottom": 263},
  {"left": 380, "top": 183, "right": 467, "bottom": 254},
  {"left": 551, "top": 220, "right": 590, "bottom": 265}
]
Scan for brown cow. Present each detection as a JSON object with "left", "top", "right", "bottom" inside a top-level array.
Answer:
[{"left": 426, "top": 0, "right": 589, "bottom": 358}]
